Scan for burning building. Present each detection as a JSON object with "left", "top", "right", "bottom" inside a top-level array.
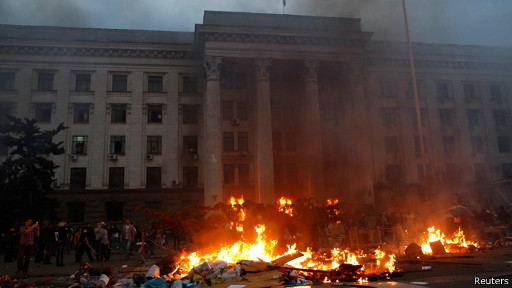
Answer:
[{"left": 0, "top": 11, "right": 511, "bottom": 224}]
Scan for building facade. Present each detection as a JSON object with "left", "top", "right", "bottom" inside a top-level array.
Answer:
[{"left": 1, "top": 11, "right": 511, "bottom": 224}]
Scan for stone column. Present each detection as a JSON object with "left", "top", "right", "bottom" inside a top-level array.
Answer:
[
  {"left": 203, "top": 56, "right": 223, "bottom": 206},
  {"left": 303, "top": 59, "right": 325, "bottom": 202},
  {"left": 255, "top": 58, "right": 275, "bottom": 204},
  {"left": 348, "top": 62, "right": 374, "bottom": 205}
]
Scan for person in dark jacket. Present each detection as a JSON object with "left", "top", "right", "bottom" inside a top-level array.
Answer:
[
  {"left": 55, "top": 222, "right": 68, "bottom": 266},
  {"left": 42, "top": 222, "right": 54, "bottom": 264}
]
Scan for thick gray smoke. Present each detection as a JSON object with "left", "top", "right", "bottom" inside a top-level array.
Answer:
[{"left": 0, "top": 0, "right": 510, "bottom": 46}]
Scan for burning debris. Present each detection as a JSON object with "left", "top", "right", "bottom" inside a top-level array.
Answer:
[{"left": 169, "top": 197, "right": 401, "bottom": 287}]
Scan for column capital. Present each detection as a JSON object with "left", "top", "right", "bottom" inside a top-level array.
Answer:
[
  {"left": 204, "top": 56, "right": 222, "bottom": 82},
  {"left": 304, "top": 59, "right": 319, "bottom": 84},
  {"left": 255, "top": 58, "right": 272, "bottom": 82}
]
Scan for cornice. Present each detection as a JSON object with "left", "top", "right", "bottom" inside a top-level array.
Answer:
[
  {"left": 366, "top": 57, "right": 512, "bottom": 72},
  {"left": 0, "top": 44, "right": 195, "bottom": 59},
  {"left": 197, "top": 31, "right": 370, "bottom": 48}
]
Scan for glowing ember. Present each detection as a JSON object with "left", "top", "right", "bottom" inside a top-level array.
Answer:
[
  {"left": 420, "top": 226, "right": 478, "bottom": 255},
  {"left": 278, "top": 197, "right": 294, "bottom": 216}
]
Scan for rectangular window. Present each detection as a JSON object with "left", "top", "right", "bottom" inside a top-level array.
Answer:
[
  {"left": 467, "top": 109, "right": 480, "bottom": 127},
  {"left": 147, "top": 136, "right": 162, "bottom": 154},
  {"left": 223, "top": 132, "right": 234, "bottom": 151},
  {"left": 381, "top": 108, "right": 397, "bottom": 127},
  {"left": 470, "top": 136, "right": 483, "bottom": 153},
  {"left": 239, "top": 164, "right": 249, "bottom": 185},
  {"left": 385, "top": 136, "right": 398, "bottom": 154},
  {"left": 183, "top": 166, "right": 198, "bottom": 187},
  {"left": 110, "top": 135, "right": 126, "bottom": 154},
  {"left": 498, "top": 136, "right": 510, "bottom": 153},
  {"left": 417, "top": 164, "right": 432, "bottom": 183},
  {"left": 220, "top": 71, "right": 233, "bottom": 89},
  {"left": 439, "top": 109, "right": 453, "bottom": 127},
  {"left": 222, "top": 102, "right": 234, "bottom": 119},
  {"left": 414, "top": 136, "right": 428, "bottom": 155},
  {"left": 379, "top": 80, "right": 394, "bottom": 98},
  {"left": 35, "top": 103, "right": 52, "bottom": 123},
  {"left": 437, "top": 82, "right": 450, "bottom": 101},
  {"left": 0, "top": 136, "right": 8, "bottom": 155},
  {"left": 493, "top": 109, "right": 507, "bottom": 128},
  {"left": 147, "top": 105, "right": 163, "bottom": 123},
  {"left": 182, "top": 76, "right": 198, "bottom": 93},
  {"left": 106, "top": 201, "right": 123, "bottom": 221},
  {"left": 67, "top": 202, "right": 85, "bottom": 223},
  {"left": 75, "top": 74, "right": 91, "bottom": 92},
  {"left": 411, "top": 108, "right": 428, "bottom": 127},
  {"left": 108, "top": 167, "right": 124, "bottom": 188},
  {"left": 223, "top": 164, "right": 235, "bottom": 185},
  {"left": 238, "top": 132, "right": 248, "bottom": 151},
  {"left": 237, "top": 102, "right": 248, "bottom": 120},
  {"left": 406, "top": 80, "right": 422, "bottom": 99},
  {"left": 73, "top": 104, "right": 90, "bottom": 123},
  {"left": 148, "top": 75, "right": 163, "bottom": 92},
  {"left": 442, "top": 136, "right": 455, "bottom": 154},
  {"left": 235, "top": 72, "right": 247, "bottom": 89},
  {"left": 385, "top": 164, "right": 403, "bottom": 183},
  {"left": 490, "top": 84, "right": 503, "bottom": 103},
  {"left": 146, "top": 167, "right": 162, "bottom": 188},
  {"left": 0, "top": 102, "right": 12, "bottom": 125},
  {"left": 183, "top": 135, "right": 198, "bottom": 154},
  {"left": 37, "top": 72, "right": 54, "bottom": 91},
  {"left": 0, "top": 72, "right": 15, "bottom": 91},
  {"left": 70, "top": 168, "right": 86, "bottom": 189},
  {"left": 112, "top": 74, "right": 128, "bottom": 92},
  {"left": 183, "top": 105, "right": 198, "bottom": 124},
  {"left": 72, "top": 136, "right": 88, "bottom": 155},
  {"left": 111, "top": 104, "right": 127, "bottom": 123},
  {"left": 463, "top": 83, "right": 476, "bottom": 102}
]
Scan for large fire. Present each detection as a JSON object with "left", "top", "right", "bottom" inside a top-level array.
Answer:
[
  {"left": 177, "top": 196, "right": 397, "bottom": 281},
  {"left": 420, "top": 226, "right": 479, "bottom": 255}
]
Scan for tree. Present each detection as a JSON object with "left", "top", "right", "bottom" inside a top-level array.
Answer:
[{"left": 0, "top": 116, "right": 66, "bottom": 232}]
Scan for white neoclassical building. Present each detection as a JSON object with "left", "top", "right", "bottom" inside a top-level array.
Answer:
[{"left": 1, "top": 11, "right": 511, "bottom": 224}]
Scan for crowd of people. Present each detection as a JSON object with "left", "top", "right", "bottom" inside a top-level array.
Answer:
[{"left": 0, "top": 217, "right": 187, "bottom": 279}]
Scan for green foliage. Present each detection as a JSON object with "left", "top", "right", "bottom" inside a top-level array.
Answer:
[{"left": 0, "top": 116, "right": 66, "bottom": 231}]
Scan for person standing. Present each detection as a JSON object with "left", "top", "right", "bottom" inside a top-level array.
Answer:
[
  {"left": 55, "top": 222, "right": 68, "bottom": 266},
  {"left": 75, "top": 226, "right": 95, "bottom": 263},
  {"left": 16, "top": 219, "right": 39, "bottom": 278},
  {"left": 42, "top": 222, "right": 54, "bottom": 264},
  {"left": 120, "top": 219, "right": 136, "bottom": 258},
  {"left": 98, "top": 222, "right": 110, "bottom": 261}
]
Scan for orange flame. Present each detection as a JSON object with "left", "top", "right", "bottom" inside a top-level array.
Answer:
[
  {"left": 278, "top": 197, "right": 294, "bottom": 216},
  {"left": 420, "top": 226, "right": 478, "bottom": 255}
]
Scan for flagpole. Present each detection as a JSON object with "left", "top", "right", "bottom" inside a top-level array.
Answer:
[{"left": 402, "top": 0, "right": 429, "bottom": 192}]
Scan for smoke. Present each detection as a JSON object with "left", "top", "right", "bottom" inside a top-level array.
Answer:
[{"left": 0, "top": 0, "right": 510, "bottom": 45}]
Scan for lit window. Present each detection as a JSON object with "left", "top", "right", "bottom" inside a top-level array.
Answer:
[{"left": 72, "top": 136, "right": 88, "bottom": 155}]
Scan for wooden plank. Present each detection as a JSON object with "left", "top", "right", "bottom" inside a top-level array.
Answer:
[{"left": 271, "top": 252, "right": 303, "bottom": 266}]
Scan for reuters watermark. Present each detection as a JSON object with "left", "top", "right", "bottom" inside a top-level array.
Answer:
[{"left": 474, "top": 277, "right": 509, "bottom": 285}]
